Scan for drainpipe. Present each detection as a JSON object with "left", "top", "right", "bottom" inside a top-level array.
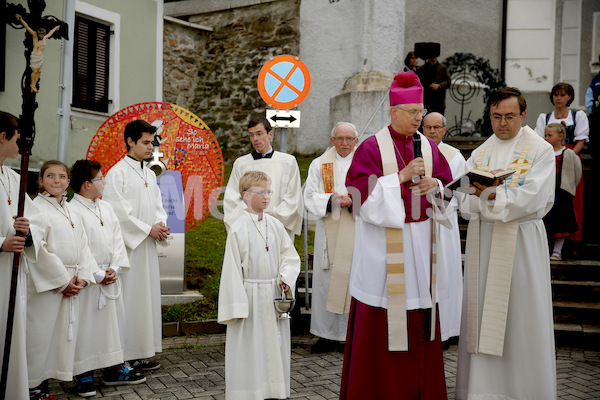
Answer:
[
  {"left": 57, "top": 0, "right": 75, "bottom": 163},
  {"left": 500, "top": 0, "right": 508, "bottom": 80}
]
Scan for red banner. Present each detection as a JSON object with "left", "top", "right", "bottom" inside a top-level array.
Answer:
[{"left": 86, "top": 102, "right": 224, "bottom": 230}]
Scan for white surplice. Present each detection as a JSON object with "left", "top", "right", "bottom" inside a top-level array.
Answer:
[
  {"left": 303, "top": 150, "right": 352, "bottom": 341},
  {"left": 70, "top": 194, "right": 130, "bottom": 375},
  {"left": 437, "top": 143, "right": 466, "bottom": 341},
  {"left": 455, "top": 126, "right": 557, "bottom": 400},
  {"left": 223, "top": 152, "right": 303, "bottom": 237},
  {"left": 27, "top": 194, "right": 96, "bottom": 387},
  {"left": 0, "top": 166, "right": 42, "bottom": 399},
  {"left": 349, "top": 172, "right": 449, "bottom": 310},
  {"left": 218, "top": 211, "right": 300, "bottom": 400},
  {"left": 103, "top": 156, "right": 167, "bottom": 361}
]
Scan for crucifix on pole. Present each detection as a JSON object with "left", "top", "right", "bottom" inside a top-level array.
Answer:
[{"left": 1, "top": 1, "right": 67, "bottom": 398}]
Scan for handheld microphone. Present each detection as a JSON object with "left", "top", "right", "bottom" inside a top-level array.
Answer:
[
  {"left": 413, "top": 135, "right": 422, "bottom": 158},
  {"left": 411, "top": 135, "right": 422, "bottom": 183}
]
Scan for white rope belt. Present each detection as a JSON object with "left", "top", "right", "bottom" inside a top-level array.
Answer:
[
  {"left": 61, "top": 264, "right": 79, "bottom": 341},
  {"left": 98, "top": 264, "right": 122, "bottom": 310},
  {"left": 243, "top": 278, "right": 275, "bottom": 284}
]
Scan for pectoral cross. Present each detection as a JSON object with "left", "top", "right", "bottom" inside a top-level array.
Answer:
[{"left": 507, "top": 147, "right": 532, "bottom": 188}]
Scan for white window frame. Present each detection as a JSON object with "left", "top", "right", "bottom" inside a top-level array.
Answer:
[{"left": 71, "top": 1, "right": 120, "bottom": 117}]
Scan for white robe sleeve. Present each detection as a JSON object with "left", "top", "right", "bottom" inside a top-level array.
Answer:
[
  {"left": 223, "top": 159, "right": 244, "bottom": 232},
  {"left": 574, "top": 110, "right": 590, "bottom": 142},
  {"left": 150, "top": 172, "right": 169, "bottom": 248},
  {"left": 445, "top": 151, "right": 467, "bottom": 215},
  {"left": 103, "top": 167, "right": 152, "bottom": 250},
  {"left": 359, "top": 173, "right": 405, "bottom": 229},
  {"left": 75, "top": 220, "right": 98, "bottom": 285},
  {"left": 303, "top": 158, "right": 331, "bottom": 219},
  {"left": 29, "top": 211, "right": 71, "bottom": 293},
  {"left": 106, "top": 203, "right": 131, "bottom": 272},
  {"left": 276, "top": 222, "right": 301, "bottom": 295},
  {"left": 218, "top": 227, "right": 250, "bottom": 324},
  {"left": 272, "top": 159, "right": 304, "bottom": 235},
  {"left": 462, "top": 142, "right": 555, "bottom": 223}
]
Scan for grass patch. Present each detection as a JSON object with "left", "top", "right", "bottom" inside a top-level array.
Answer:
[{"left": 162, "top": 153, "right": 316, "bottom": 323}]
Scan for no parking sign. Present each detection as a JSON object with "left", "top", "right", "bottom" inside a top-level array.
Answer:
[{"left": 258, "top": 55, "right": 311, "bottom": 109}]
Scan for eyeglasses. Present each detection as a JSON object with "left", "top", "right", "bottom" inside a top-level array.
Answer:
[
  {"left": 491, "top": 114, "right": 520, "bottom": 122},
  {"left": 423, "top": 125, "right": 445, "bottom": 130},
  {"left": 246, "top": 190, "right": 272, "bottom": 196},
  {"left": 91, "top": 177, "right": 105, "bottom": 183},
  {"left": 396, "top": 107, "right": 428, "bottom": 117},
  {"left": 332, "top": 137, "right": 357, "bottom": 143}
]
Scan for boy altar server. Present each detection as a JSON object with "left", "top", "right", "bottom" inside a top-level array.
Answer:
[
  {"left": 0, "top": 111, "right": 42, "bottom": 400},
  {"left": 69, "top": 160, "right": 145, "bottom": 397},
  {"left": 103, "top": 119, "right": 170, "bottom": 370},
  {"left": 218, "top": 170, "right": 301, "bottom": 400}
]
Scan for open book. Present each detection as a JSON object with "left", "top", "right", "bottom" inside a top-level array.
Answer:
[{"left": 445, "top": 169, "right": 515, "bottom": 191}]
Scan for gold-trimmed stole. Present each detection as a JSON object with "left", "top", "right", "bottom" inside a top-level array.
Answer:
[
  {"left": 465, "top": 130, "right": 539, "bottom": 356},
  {"left": 375, "top": 130, "right": 436, "bottom": 351},
  {"left": 320, "top": 147, "right": 355, "bottom": 314}
]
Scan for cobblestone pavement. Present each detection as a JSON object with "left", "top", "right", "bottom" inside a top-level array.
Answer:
[{"left": 50, "top": 334, "right": 600, "bottom": 399}]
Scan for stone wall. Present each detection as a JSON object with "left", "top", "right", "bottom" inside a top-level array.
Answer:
[
  {"left": 163, "top": 22, "right": 210, "bottom": 112},
  {"left": 163, "top": 0, "right": 300, "bottom": 161}
]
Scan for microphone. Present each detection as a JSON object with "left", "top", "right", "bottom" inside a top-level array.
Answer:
[
  {"left": 413, "top": 135, "right": 422, "bottom": 158},
  {"left": 412, "top": 135, "right": 422, "bottom": 183}
]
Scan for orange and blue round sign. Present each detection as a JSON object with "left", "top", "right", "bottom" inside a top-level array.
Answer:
[{"left": 258, "top": 55, "right": 311, "bottom": 109}]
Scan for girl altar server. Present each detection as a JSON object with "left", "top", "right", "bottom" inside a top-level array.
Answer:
[{"left": 27, "top": 160, "right": 96, "bottom": 400}]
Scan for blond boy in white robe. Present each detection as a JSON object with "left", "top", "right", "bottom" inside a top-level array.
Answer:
[{"left": 218, "top": 171, "right": 300, "bottom": 400}]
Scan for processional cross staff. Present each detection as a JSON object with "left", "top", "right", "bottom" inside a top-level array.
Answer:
[{"left": 1, "top": 1, "right": 67, "bottom": 398}]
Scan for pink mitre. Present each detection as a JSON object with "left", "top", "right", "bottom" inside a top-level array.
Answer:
[{"left": 389, "top": 71, "right": 424, "bottom": 106}]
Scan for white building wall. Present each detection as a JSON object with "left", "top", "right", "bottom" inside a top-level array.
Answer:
[
  {"left": 561, "top": 0, "right": 582, "bottom": 105},
  {"left": 505, "top": 0, "right": 556, "bottom": 92},
  {"left": 297, "top": 0, "right": 405, "bottom": 154}
]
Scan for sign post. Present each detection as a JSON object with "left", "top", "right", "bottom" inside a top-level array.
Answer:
[{"left": 258, "top": 55, "right": 311, "bottom": 151}]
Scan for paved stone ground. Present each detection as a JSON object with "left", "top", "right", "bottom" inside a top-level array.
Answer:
[{"left": 50, "top": 334, "right": 600, "bottom": 399}]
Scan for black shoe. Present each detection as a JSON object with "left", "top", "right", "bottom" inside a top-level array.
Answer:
[
  {"left": 30, "top": 380, "right": 57, "bottom": 400},
  {"left": 103, "top": 364, "right": 147, "bottom": 386},
  {"left": 129, "top": 359, "right": 161, "bottom": 371},
  {"left": 75, "top": 371, "right": 96, "bottom": 397}
]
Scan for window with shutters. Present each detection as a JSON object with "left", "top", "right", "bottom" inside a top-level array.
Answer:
[{"left": 72, "top": 16, "right": 110, "bottom": 113}]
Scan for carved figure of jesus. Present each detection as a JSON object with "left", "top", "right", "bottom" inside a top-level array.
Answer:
[{"left": 16, "top": 14, "right": 60, "bottom": 93}]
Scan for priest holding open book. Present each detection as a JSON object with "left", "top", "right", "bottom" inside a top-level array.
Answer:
[{"left": 454, "top": 87, "right": 557, "bottom": 399}]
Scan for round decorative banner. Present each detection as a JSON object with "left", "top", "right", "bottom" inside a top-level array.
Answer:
[
  {"left": 258, "top": 55, "right": 311, "bottom": 109},
  {"left": 86, "top": 102, "right": 224, "bottom": 230}
]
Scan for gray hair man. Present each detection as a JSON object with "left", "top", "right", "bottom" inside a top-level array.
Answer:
[{"left": 303, "top": 122, "right": 358, "bottom": 352}]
